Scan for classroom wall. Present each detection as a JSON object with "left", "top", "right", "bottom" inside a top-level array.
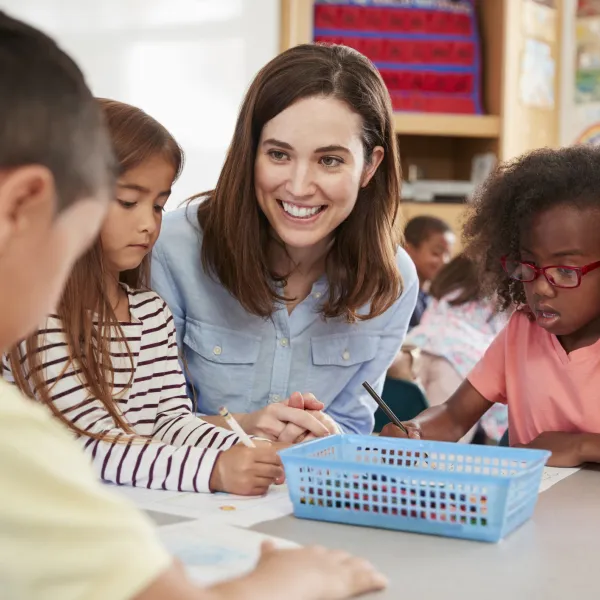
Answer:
[
  {"left": 559, "top": 0, "right": 578, "bottom": 145},
  {"left": 3, "top": 0, "right": 280, "bottom": 208}
]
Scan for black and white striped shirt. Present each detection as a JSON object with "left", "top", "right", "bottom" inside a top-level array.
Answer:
[{"left": 2, "top": 288, "right": 240, "bottom": 492}]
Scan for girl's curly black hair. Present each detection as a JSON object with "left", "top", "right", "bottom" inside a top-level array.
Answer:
[{"left": 463, "top": 144, "right": 600, "bottom": 312}]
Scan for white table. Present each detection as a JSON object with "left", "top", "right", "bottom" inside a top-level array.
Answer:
[{"left": 149, "top": 466, "right": 600, "bottom": 599}]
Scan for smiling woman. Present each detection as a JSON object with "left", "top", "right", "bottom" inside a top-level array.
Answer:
[{"left": 152, "top": 43, "right": 419, "bottom": 440}]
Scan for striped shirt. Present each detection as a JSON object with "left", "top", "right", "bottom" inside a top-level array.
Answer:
[{"left": 2, "top": 287, "right": 241, "bottom": 493}]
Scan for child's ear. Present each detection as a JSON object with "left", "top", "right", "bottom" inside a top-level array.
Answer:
[{"left": 0, "top": 166, "right": 56, "bottom": 254}]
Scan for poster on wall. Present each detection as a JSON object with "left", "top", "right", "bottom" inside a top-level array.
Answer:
[
  {"left": 519, "top": 39, "right": 555, "bottom": 108},
  {"left": 575, "top": 12, "right": 600, "bottom": 103},
  {"left": 522, "top": 0, "right": 557, "bottom": 43},
  {"left": 572, "top": 1, "right": 600, "bottom": 144},
  {"left": 573, "top": 105, "right": 600, "bottom": 144}
]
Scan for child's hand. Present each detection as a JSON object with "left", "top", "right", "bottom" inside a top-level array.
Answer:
[
  {"left": 252, "top": 541, "right": 388, "bottom": 600},
  {"left": 516, "top": 431, "right": 585, "bottom": 467},
  {"left": 209, "top": 444, "right": 284, "bottom": 495},
  {"left": 380, "top": 421, "right": 421, "bottom": 439}
]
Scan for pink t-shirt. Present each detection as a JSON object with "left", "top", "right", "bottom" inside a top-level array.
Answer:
[{"left": 468, "top": 311, "right": 600, "bottom": 445}]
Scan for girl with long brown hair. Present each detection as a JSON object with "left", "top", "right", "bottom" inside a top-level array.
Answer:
[
  {"left": 3, "top": 98, "right": 283, "bottom": 495},
  {"left": 152, "top": 43, "right": 419, "bottom": 440}
]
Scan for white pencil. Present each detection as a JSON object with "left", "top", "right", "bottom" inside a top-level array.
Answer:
[{"left": 219, "top": 406, "right": 256, "bottom": 448}]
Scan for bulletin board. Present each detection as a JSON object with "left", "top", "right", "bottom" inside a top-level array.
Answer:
[{"left": 312, "top": 0, "right": 483, "bottom": 115}]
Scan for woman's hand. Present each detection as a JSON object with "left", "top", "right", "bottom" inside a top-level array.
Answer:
[
  {"left": 278, "top": 393, "right": 340, "bottom": 444},
  {"left": 237, "top": 393, "right": 330, "bottom": 441}
]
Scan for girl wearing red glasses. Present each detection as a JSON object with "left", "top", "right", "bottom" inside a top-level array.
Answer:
[{"left": 382, "top": 145, "right": 600, "bottom": 467}]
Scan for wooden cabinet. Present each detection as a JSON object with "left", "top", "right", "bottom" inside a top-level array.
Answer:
[{"left": 280, "top": 0, "right": 563, "bottom": 246}]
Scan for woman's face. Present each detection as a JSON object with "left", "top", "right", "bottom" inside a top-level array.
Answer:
[{"left": 254, "top": 95, "right": 383, "bottom": 252}]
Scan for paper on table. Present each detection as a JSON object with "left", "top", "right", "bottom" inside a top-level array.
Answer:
[
  {"left": 108, "top": 482, "right": 294, "bottom": 527},
  {"left": 539, "top": 466, "right": 580, "bottom": 493},
  {"left": 158, "top": 520, "right": 299, "bottom": 586}
]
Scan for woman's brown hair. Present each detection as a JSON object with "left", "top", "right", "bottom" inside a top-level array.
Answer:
[
  {"left": 196, "top": 43, "right": 403, "bottom": 322},
  {"left": 429, "top": 253, "right": 483, "bottom": 306},
  {"left": 8, "top": 98, "right": 183, "bottom": 439}
]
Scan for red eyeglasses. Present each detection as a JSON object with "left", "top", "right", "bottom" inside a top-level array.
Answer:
[{"left": 501, "top": 257, "right": 600, "bottom": 289}]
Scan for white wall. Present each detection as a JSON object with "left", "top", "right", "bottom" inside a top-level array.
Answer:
[{"left": 3, "top": 0, "right": 280, "bottom": 207}]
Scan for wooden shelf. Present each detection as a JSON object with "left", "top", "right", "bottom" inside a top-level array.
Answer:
[{"left": 393, "top": 113, "right": 501, "bottom": 138}]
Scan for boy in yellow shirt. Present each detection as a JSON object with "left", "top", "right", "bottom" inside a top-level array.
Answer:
[{"left": 0, "top": 11, "right": 387, "bottom": 600}]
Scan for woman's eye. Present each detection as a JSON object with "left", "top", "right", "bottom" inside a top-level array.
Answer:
[
  {"left": 268, "top": 150, "right": 288, "bottom": 161},
  {"left": 320, "top": 156, "right": 343, "bottom": 168},
  {"left": 154, "top": 204, "right": 166, "bottom": 213}
]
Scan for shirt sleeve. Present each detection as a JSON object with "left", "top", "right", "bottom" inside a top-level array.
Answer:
[
  {"left": 3, "top": 327, "right": 230, "bottom": 493},
  {"left": 326, "top": 264, "right": 420, "bottom": 434},
  {"left": 467, "top": 321, "right": 508, "bottom": 404},
  {"left": 0, "top": 383, "right": 171, "bottom": 600},
  {"left": 152, "top": 309, "right": 240, "bottom": 451}
]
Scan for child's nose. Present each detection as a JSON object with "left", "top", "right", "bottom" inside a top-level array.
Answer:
[
  {"left": 139, "top": 206, "right": 157, "bottom": 234},
  {"left": 531, "top": 273, "right": 556, "bottom": 297}
]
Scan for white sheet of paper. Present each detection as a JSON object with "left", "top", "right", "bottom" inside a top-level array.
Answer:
[
  {"left": 157, "top": 520, "right": 299, "bottom": 586},
  {"left": 539, "top": 466, "right": 580, "bottom": 493},
  {"left": 108, "top": 483, "right": 294, "bottom": 527}
]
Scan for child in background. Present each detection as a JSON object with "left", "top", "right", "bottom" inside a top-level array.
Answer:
[
  {"left": 388, "top": 254, "right": 508, "bottom": 442},
  {"left": 404, "top": 215, "right": 455, "bottom": 328},
  {"left": 3, "top": 98, "right": 285, "bottom": 496},
  {"left": 0, "top": 11, "right": 386, "bottom": 599},
  {"left": 383, "top": 146, "right": 600, "bottom": 467}
]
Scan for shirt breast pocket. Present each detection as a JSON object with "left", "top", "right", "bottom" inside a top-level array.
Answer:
[
  {"left": 183, "top": 319, "right": 260, "bottom": 412},
  {"left": 309, "top": 334, "right": 380, "bottom": 406}
]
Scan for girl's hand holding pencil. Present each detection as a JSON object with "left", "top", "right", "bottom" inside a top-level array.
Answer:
[
  {"left": 361, "top": 381, "right": 421, "bottom": 439},
  {"left": 380, "top": 421, "right": 422, "bottom": 440},
  {"left": 209, "top": 442, "right": 285, "bottom": 495},
  {"left": 210, "top": 407, "right": 285, "bottom": 495}
]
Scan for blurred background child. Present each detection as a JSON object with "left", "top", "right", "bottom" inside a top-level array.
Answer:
[
  {"left": 404, "top": 216, "right": 455, "bottom": 329},
  {"left": 388, "top": 253, "right": 508, "bottom": 443}
]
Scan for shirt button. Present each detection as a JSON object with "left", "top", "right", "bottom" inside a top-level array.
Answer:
[
  {"left": 280, "top": 338, "right": 289, "bottom": 347},
  {"left": 313, "top": 291, "right": 322, "bottom": 299},
  {"left": 213, "top": 346, "right": 222, "bottom": 356},
  {"left": 342, "top": 350, "right": 350, "bottom": 361},
  {"left": 269, "top": 394, "right": 282, "bottom": 403}
]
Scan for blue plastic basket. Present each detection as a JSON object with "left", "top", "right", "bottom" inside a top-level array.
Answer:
[{"left": 279, "top": 435, "right": 550, "bottom": 543}]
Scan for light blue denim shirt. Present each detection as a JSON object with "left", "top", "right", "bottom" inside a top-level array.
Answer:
[{"left": 151, "top": 206, "right": 418, "bottom": 434}]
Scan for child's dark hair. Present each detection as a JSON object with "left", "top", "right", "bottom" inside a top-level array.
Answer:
[
  {"left": 404, "top": 215, "right": 452, "bottom": 247},
  {"left": 463, "top": 145, "right": 600, "bottom": 311},
  {"left": 0, "top": 11, "right": 115, "bottom": 210},
  {"left": 430, "top": 253, "right": 482, "bottom": 306}
]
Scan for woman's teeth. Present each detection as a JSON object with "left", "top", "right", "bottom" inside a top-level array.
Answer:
[{"left": 281, "top": 201, "right": 323, "bottom": 219}]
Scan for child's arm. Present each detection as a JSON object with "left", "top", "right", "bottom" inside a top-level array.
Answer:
[
  {"left": 1, "top": 388, "right": 384, "bottom": 600},
  {"left": 381, "top": 321, "right": 509, "bottom": 442},
  {"left": 150, "top": 310, "right": 241, "bottom": 451},
  {"left": 517, "top": 432, "right": 600, "bottom": 467},
  {"left": 3, "top": 342, "right": 280, "bottom": 495},
  {"left": 135, "top": 542, "right": 387, "bottom": 600},
  {"left": 381, "top": 380, "right": 494, "bottom": 441}
]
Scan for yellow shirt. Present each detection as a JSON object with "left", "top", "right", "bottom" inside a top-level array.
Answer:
[{"left": 0, "top": 378, "right": 171, "bottom": 600}]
